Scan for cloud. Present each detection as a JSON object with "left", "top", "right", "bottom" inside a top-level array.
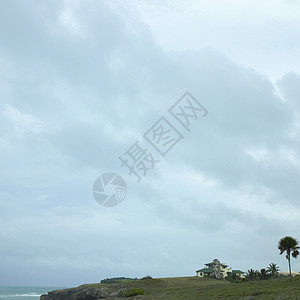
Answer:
[
  {"left": 1, "top": 0, "right": 300, "bottom": 287},
  {"left": 1, "top": 104, "right": 44, "bottom": 135},
  {"left": 111, "top": 0, "right": 300, "bottom": 79}
]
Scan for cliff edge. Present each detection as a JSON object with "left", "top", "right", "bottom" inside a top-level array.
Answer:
[{"left": 40, "top": 284, "right": 126, "bottom": 300}]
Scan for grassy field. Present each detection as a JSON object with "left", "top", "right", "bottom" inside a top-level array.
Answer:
[{"left": 94, "top": 275, "right": 300, "bottom": 299}]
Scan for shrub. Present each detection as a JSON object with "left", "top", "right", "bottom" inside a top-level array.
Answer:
[
  {"left": 100, "top": 277, "right": 135, "bottom": 284},
  {"left": 141, "top": 275, "right": 152, "bottom": 280},
  {"left": 225, "top": 274, "right": 245, "bottom": 283},
  {"left": 120, "top": 288, "right": 144, "bottom": 297}
]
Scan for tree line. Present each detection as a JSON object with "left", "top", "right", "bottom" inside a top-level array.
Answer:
[{"left": 227, "top": 236, "right": 299, "bottom": 283}]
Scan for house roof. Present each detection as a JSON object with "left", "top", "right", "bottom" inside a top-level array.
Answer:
[
  {"left": 232, "top": 270, "right": 244, "bottom": 274},
  {"left": 196, "top": 268, "right": 213, "bottom": 273},
  {"left": 205, "top": 262, "right": 228, "bottom": 267}
]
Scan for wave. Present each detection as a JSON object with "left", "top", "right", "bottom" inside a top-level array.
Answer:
[{"left": 0, "top": 293, "right": 41, "bottom": 298}]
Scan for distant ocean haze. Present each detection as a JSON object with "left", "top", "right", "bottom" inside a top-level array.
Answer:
[{"left": 0, "top": 287, "right": 64, "bottom": 300}]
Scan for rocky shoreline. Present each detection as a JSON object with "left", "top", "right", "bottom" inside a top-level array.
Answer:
[{"left": 40, "top": 284, "right": 126, "bottom": 300}]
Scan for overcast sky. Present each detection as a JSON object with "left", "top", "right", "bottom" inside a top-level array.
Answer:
[{"left": 1, "top": 0, "right": 300, "bottom": 287}]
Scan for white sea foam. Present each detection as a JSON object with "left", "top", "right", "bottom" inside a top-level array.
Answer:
[{"left": 0, "top": 294, "right": 41, "bottom": 298}]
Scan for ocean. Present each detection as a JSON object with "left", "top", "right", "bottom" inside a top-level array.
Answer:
[{"left": 0, "top": 286, "right": 64, "bottom": 300}]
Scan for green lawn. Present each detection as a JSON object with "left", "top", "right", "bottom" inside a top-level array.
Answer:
[{"left": 108, "top": 276, "right": 300, "bottom": 299}]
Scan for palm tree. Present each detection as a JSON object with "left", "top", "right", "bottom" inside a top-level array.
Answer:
[
  {"left": 267, "top": 263, "right": 280, "bottom": 278},
  {"left": 245, "top": 269, "right": 257, "bottom": 281},
  {"left": 259, "top": 268, "right": 269, "bottom": 280},
  {"left": 278, "top": 236, "right": 300, "bottom": 280}
]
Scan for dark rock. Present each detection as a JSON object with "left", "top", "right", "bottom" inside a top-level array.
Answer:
[{"left": 40, "top": 285, "right": 124, "bottom": 300}]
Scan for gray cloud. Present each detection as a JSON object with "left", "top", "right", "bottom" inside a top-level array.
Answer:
[{"left": 1, "top": 0, "right": 300, "bottom": 287}]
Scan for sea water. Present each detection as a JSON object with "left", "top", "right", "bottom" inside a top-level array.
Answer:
[{"left": 0, "top": 286, "right": 63, "bottom": 300}]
